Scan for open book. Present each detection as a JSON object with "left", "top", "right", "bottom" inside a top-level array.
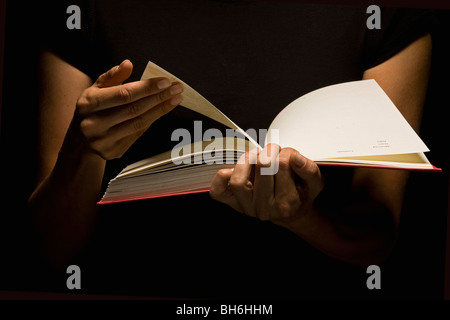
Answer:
[{"left": 98, "top": 61, "right": 440, "bottom": 204}]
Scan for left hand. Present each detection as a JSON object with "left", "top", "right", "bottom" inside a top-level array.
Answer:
[{"left": 210, "top": 144, "right": 325, "bottom": 225}]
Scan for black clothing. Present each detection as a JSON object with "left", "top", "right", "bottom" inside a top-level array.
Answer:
[{"left": 39, "top": 0, "right": 436, "bottom": 298}]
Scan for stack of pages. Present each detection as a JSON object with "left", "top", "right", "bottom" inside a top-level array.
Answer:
[{"left": 98, "top": 61, "right": 440, "bottom": 204}]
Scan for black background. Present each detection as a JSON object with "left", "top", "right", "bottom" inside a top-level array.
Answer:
[{"left": 0, "top": 0, "right": 449, "bottom": 300}]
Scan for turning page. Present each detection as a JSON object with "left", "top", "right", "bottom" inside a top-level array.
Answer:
[
  {"left": 141, "top": 61, "right": 260, "bottom": 148},
  {"left": 265, "top": 80, "right": 430, "bottom": 160}
]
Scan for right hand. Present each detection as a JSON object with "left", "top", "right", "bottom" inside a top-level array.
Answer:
[{"left": 70, "top": 59, "right": 183, "bottom": 160}]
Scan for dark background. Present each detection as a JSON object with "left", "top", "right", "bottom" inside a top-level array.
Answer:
[{"left": 0, "top": 0, "right": 449, "bottom": 299}]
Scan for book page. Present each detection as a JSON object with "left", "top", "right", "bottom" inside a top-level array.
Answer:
[
  {"left": 117, "top": 137, "right": 252, "bottom": 178},
  {"left": 265, "top": 80, "right": 430, "bottom": 160},
  {"left": 141, "top": 61, "right": 260, "bottom": 148},
  {"left": 318, "top": 152, "right": 432, "bottom": 169}
]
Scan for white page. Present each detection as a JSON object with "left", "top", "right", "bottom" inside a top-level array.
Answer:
[
  {"left": 265, "top": 80, "right": 430, "bottom": 160},
  {"left": 141, "top": 61, "right": 261, "bottom": 148},
  {"left": 117, "top": 137, "right": 251, "bottom": 178}
]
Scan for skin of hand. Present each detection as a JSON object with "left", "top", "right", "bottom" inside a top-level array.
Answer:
[
  {"left": 210, "top": 144, "right": 324, "bottom": 226},
  {"left": 70, "top": 59, "right": 184, "bottom": 160},
  {"left": 29, "top": 57, "right": 185, "bottom": 268},
  {"left": 30, "top": 33, "right": 431, "bottom": 268},
  {"left": 210, "top": 34, "right": 432, "bottom": 266}
]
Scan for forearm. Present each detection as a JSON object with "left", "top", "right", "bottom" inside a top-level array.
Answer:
[
  {"left": 278, "top": 190, "right": 397, "bottom": 267},
  {"left": 31, "top": 55, "right": 183, "bottom": 268},
  {"left": 28, "top": 134, "right": 106, "bottom": 269}
]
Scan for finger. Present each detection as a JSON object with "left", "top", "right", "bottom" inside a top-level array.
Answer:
[
  {"left": 106, "top": 94, "right": 183, "bottom": 141},
  {"left": 274, "top": 148, "right": 300, "bottom": 219},
  {"left": 274, "top": 148, "right": 297, "bottom": 194},
  {"left": 252, "top": 144, "right": 280, "bottom": 220},
  {"left": 209, "top": 168, "right": 243, "bottom": 212},
  {"left": 253, "top": 143, "right": 280, "bottom": 194},
  {"left": 92, "top": 82, "right": 184, "bottom": 130},
  {"left": 290, "top": 151, "right": 324, "bottom": 199},
  {"left": 228, "top": 150, "right": 258, "bottom": 215},
  {"left": 94, "top": 59, "right": 133, "bottom": 88},
  {"left": 77, "top": 77, "right": 173, "bottom": 115}
]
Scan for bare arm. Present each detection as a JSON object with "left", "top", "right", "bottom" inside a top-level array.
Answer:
[
  {"left": 293, "top": 33, "right": 432, "bottom": 265},
  {"left": 29, "top": 51, "right": 183, "bottom": 268},
  {"left": 211, "top": 34, "right": 432, "bottom": 266},
  {"left": 29, "top": 51, "right": 100, "bottom": 268}
]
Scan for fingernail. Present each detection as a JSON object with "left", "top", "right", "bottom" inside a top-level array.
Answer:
[
  {"left": 170, "top": 84, "right": 183, "bottom": 95},
  {"left": 116, "top": 59, "right": 128, "bottom": 70},
  {"left": 170, "top": 95, "right": 183, "bottom": 106},
  {"left": 293, "top": 152, "right": 306, "bottom": 168},
  {"left": 157, "top": 79, "right": 171, "bottom": 89}
]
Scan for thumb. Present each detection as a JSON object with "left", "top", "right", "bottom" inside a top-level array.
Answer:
[
  {"left": 290, "top": 151, "right": 324, "bottom": 197},
  {"left": 94, "top": 59, "right": 133, "bottom": 88}
]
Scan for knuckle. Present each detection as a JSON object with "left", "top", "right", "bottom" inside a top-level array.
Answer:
[
  {"left": 78, "top": 89, "right": 99, "bottom": 112},
  {"left": 217, "top": 169, "right": 231, "bottom": 180},
  {"left": 127, "top": 102, "right": 142, "bottom": 117},
  {"left": 228, "top": 176, "right": 245, "bottom": 190},
  {"left": 79, "top": 117, "right": 95, "bottom": 135},
  {"left": 145, "top": 79, "right": 159, "bottom": 94},
  {"left": 277, "top": 201, "right": 292, "bottom": 218},
  {"left": 119, "top": 85, "right": 133, "bottom": 103},
  {"left": 276, "top": 195, "right": 300, "bottom": 219},
  {"left": 157, "top": 90, "right": 167, "bottom": 103},
  {"left": 76, "top": 96, "right": 89, "bottom": 112},
  {"left": 76, "top": 96, "right": 90, "bottom": 114},
  {"left": 131, "top": 116, "right": 146, "bottom": 132},
  {"left": 85, "top": 90, "right": 100, "bottom": 108}
]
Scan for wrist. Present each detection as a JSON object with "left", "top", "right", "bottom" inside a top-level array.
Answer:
[
  {"left": 54, "top": 125, "right": 106, "bottom": 184},
  {"left": 274, "top": 184, "right": 331, "bottom": 238}
]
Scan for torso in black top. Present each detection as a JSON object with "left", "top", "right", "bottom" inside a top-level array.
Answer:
[{"left": 41, "top": 0, "right": 435, "bottom": 298}]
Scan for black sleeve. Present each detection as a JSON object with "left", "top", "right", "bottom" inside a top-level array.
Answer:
[
  {"left": 39, "top": 0, "right": 100, "bottom": 80},
  {"left": 361, "top": 7, "right": 438, "bottom": 71}
]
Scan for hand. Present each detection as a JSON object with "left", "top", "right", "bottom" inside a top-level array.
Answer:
[
  {"left": 69, "top": 59, "right": 183, "bottom": 160},
  {"left": 210, "top": 144, "right": 324, "bottom": 226}
]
